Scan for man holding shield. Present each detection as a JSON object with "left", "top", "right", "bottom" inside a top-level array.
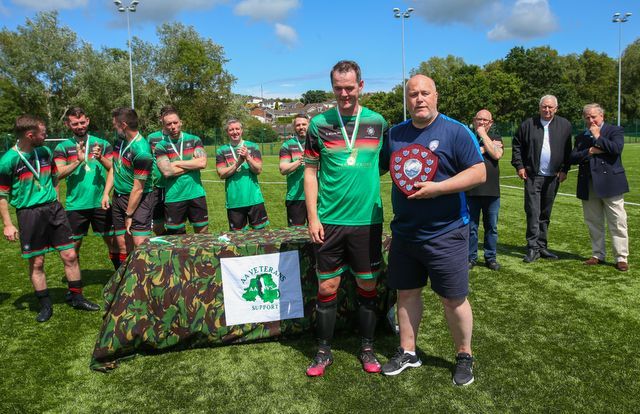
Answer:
[{"left": 380, "top": 75, "right": 485, "bottom": 385}]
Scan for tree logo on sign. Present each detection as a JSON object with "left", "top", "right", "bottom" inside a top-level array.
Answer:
[{"left": 242, "top": 273, "right": 281, "bottom": 303}]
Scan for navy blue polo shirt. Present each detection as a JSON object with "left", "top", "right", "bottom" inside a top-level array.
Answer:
[{"left": 381, "top": 114, "right": 483, "bottom": 242}]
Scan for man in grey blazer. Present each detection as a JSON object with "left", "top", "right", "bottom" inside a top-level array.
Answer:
[
  {"left": 512, "top": 95, "right": 572, "bottom": 263},
  {"left": 570, "top": 103, "right": 629, "bottom": 271}
]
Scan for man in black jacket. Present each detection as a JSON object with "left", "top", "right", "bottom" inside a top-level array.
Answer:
[
  {"left": 569, "top": 103, "right": 629, "bottom": 271},
  {"left": 511, "top": 95, "right": 572, "bottom": 263}
]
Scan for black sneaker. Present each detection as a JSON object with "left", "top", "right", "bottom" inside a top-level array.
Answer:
[
  {"left": 70, "top": 295, "right": 100, "bottom": 311},
  {"left": 36, "top": 305, "right": 53, "bottom": 323},
  {"left": 453, "top": 352, "right": 474, "bottom": 386},
  {"left": 468, "top": 260, "right": 477, "bottom": 270},
  {"left": 306, "top": 350, "right": 333, "bottom": 377},
  {"left": 381, "top": 347, "right": 422, "bottom": 376}
]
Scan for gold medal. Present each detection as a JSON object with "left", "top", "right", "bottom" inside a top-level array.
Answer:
[
  {"left": 336, "top": 107, "right": 362, "bottom": 166},
  {"left": 346, "top": 148, "right": 358, "bottom": 166}
]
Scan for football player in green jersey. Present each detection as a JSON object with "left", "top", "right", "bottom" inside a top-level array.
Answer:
[
  {"left": 304, "top": 61, "right": 387, "bottom": 376},
  {"left": 107, "top": 108, "right": 154, "bottom": 261},
  {"left": 279, "top": 114, "right": 308, "bottom": 226},
  {"left": 155, "top": 107, "right": 209, "bottom": 234},
  {"left": 216, "top": 119, "right": 269, "bottom": 231},
  {"left": 55, "top": 107, "right": 119, "bottom": 270},
  {"left": 0, "top": 115, "right": 100, "bottom": 322}
]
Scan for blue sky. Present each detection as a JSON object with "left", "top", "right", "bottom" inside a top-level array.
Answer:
[{"left": 1, "top": 0, "right": 639, "bottom": 98}]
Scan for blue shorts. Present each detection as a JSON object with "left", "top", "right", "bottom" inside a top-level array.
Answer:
[{"left": 387, "top": 225, "right": 469, "bottom": 299}]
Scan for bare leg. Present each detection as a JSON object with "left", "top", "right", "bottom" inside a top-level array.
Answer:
[
  {"left": 59, "top": 248, "right": 81, "bottom": 282},
  {"left": 132, "top": 235, "right": 149, "bottom": 247},
  {"left": 29, "top": 255, "right": 47, "bottom": 291},
  {"left": 194, "top": 225, "right": 209, "bottom": 234},
  {"left": 441, "top": 296, "right": 473, "bottom": 355},
  {"left": 397, "top": 288, "right": 424, "bottom": 352}
]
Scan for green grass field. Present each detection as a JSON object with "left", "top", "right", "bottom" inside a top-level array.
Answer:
[{"left": 0, "top": 144, "right": 638, "bottom": 413}]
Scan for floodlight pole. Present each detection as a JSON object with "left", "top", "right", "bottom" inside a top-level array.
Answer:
[
  {"left": 394, "top": 7, "right": 414, "bottom": 122},
  {"left": 612, "top": 12, "right": 631, "bottom": 127},
  {"left": 114, "top": 0, "right": 140, "bottom": 109}
]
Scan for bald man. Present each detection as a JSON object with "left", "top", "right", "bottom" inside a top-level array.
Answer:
[
  {"left": 380, "top": 75, "right": 485, "bottom": 385},
  {"left": 467, "top": 109, "right": 503, "bottom": 271}
]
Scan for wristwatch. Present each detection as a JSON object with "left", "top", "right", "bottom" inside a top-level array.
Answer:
[{"left": 125, "top": 212, "right": 134, "bottom": 219}]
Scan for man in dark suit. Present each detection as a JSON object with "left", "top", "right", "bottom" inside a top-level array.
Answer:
[
  {"left": 511, "top": 95, "right": 572, "bottom": 263},
  {"left": 569, "top": 103, "right": 629, "bottom": 271}
]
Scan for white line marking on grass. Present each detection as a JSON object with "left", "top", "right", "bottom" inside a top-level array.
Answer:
[
  {"left": 500, "top": 184, "right": 640, "bottom": 207},
  {"left": 501, "top": 168, "right": 577, "bottom": 179},
  {"left": 202, "top": 179, "right": 396, "bottom": 185},
  {"left": 202, "top": 178, "right": 639, "bottom": 207}
]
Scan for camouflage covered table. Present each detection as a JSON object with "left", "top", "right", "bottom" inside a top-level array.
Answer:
[{"left": 90, "top": 227, "right": 392, "bottom": 371}]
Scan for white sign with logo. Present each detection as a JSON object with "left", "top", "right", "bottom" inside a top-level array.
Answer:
[{"left": 221, "top": 250, "right": 304, "bottom": 326}]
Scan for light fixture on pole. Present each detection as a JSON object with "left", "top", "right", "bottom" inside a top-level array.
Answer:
[
  {"left": 114, "top": 0, "right": 140, "bottom": 109},
  {"left": 393, "top": 7, "right": 414, "bottom": 122},
  {"left": 612, "top": 12, "right": 631, "bottom": 127}
]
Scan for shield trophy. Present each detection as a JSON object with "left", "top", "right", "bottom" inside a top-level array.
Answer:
[{"left": 390, "top": 143, "right": 438, "bottom": 196}]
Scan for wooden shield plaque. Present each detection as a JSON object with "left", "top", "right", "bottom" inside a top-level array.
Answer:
[{"left": 390, "top": 143, "right": 438, "bottom": 196}]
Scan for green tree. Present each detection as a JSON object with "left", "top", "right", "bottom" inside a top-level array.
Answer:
[
  {"left": 153, "top": 23, "right": 236, "bottom": 132},
  {"left": 0, "top": 76, "right": 23, "bottom": 133},
  {"left": 301, "top": 90, "right": 330, "bottom": 105},
  {"left": 502, "top": 46, "right": 565, "bottom": 118},
  {"left": 0, "top": 11, "right": 79, "bottom": 131},
  {"left": 70, "top": 46, "right": 133, "bottom": 134},
  {"left": 360, "top": 89, "right": 403, "bottom": 126},
  {"left": 243, "top": 118, "right": 278, "bottom": 142},
  {"left": 621, "top": 38, "right": 640, "bottom": 123},
  {"left": 483, "top": 62, "right": 524, "bottom": 127}
]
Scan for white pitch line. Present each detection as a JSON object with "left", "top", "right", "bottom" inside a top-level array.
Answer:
[
  {"left": 500, "top": 184, "right": 640, "bottom": 207},
  {"left": 201, "top": 179, "right": 396, "bottom": 185},
  {"left": 501, "top": 168, "right": 578, "bottom": 179},
  {"left": 200, "top": 180, "right": 639, "bottom": 207}
]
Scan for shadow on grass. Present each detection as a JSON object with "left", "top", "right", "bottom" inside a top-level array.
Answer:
[
  {"left": 0, "top": 292, "right": 10, "bottom": 305},
  {"left": 14, "top": 269, "right": 113, "bottom": 312},
  {"left": 495, "top": 242, "right": 585, "bottom": 262},
  {"left": 80, "top": 269, "right": 115, "bottom": 286},
  {"left": 13, "top": 287, "right": 73, "bottom": 311},
  {"left": 278, "top": 324, "right": 454, "bottom": 374}
]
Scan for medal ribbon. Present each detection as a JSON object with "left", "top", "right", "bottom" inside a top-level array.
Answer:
[
  {"left": 230, "top": 139, "right": 244, "bottom": 162},
  {"left": 84, "top": 135, "right": 91, "bottom": 164},
  {"left": 13, "top": 145, "right": 40, "bottom": 181},
  {"left": 166, "top": 132, "right": 184, "bottom": 160},
  {"left": 118, "top": 133, "right": 141, "bottom": 169},
  {"left": 336, "top": 106, "right": 362, "bottom": 153}
]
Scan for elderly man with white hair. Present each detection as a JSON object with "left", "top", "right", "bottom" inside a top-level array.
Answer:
[{"left": 511, "top": 95, "right": 573, "bottom": 263}]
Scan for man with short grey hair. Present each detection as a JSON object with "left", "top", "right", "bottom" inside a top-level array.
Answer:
[
  {"left": 569, "top": 103, "right": 629, "bottom": 271},
  {"left": 511, "top": 95, "right": 572, "bottom": 263},
  {"left": 215, "top": 119, "right": 269, "bottom": 231}
]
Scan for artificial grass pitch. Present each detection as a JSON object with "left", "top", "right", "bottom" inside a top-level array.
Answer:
[{"left": 0, "top": 145, "right": 638, "bottom": 413}]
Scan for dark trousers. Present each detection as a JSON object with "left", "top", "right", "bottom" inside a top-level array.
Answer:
[{"left": 524, "top": 175, "right": 559, "bottom": 250}]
